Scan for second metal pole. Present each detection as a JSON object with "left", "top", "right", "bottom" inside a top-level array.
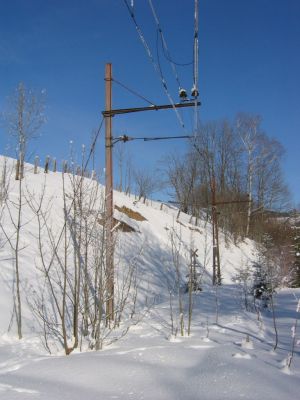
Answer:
[{"left": 105, "top": 63, "right": 114, "bottom": 321}]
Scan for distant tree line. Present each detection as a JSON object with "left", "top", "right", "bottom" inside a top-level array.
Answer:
[{"left": 163, "top": 113, "right": 290, "bottom": 243}]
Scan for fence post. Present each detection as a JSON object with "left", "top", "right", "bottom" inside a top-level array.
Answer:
[
  {"left": 44, "top": 156, "right": 50, "bottom": 174},
  {"left": 15, "top": 158, "right": 20, "bottom": 180},
  {"left": 62, "top": 160, "right": 67, "bottom": 174},
  {"left": 34, "top": 156, "right": 39, "bottom": 174}
]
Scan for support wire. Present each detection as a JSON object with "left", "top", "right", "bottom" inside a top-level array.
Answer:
[
  {"left": 148, "top": 0, "right": 182, "bottom": 91},
  {"left": 113, "top": 78, "right": 155, "bottom": 106}
]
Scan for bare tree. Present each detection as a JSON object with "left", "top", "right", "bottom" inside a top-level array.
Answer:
[
  {"left": 0, "top": 157, "right": 11, "bottom": 206},
  {"left": 236, "top": 113, "right": 290, "bottom": 240},
  {"left": 236, "top": 113, "right": 261, "bottom": 236},
  {"left": 169, "top": 227, "right": 185, "bottom": 337},
  {"left": 0, "top": 84, "right": 45, "bottom": 339},
  {"left": 134, "top": 168, "right": 161, "bottom": 202},
  {"left": 4, "top": 82, "right": 45, "bottom": 178},
  {"left": 164, "top": 115, "right": 289, "bottom": 244},
  {"left": 254, "top": 135, "right": 289, "bottom": 211},
  {"left": 23, "top": 149, "right": 141, "bottom": 354},
  {"left": 163, "top": 151, "right": 199, "bottom": 214}
]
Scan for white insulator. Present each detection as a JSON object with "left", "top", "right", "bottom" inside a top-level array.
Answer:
[
  {"left": 179, "top": 88, "right": 187, "bottom": 99},
  {"left": 191, "top": 85, "right": 199, "bottom": 98}
]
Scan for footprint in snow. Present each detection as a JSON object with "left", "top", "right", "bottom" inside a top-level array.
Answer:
[
  {"left": 241, "top": 338, "right": 254, "bottom": 350},
  {"left": 201, "top": 337, "right": 218, "bottom": 343},
  {"left": 232, "top": 353, "right": 252, "bottom": 359},
  {"left": 166, "top": 335, "right": 179, "bottom": 342},
  {"left": 0, "top": 361, "right": 25, "bottom": 374},
  {"left": 280, "top": 365, "right": 293, "bottom": 375},
  {"left": 0, "top": 383, "right": 38, "bottom": 394},
  {"left": 116, "top": 347, "right": 146, "bottom": 355}
]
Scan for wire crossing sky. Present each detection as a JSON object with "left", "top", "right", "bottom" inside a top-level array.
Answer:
[{"left": 0, "top": 0, "right": 299, "bottom": 205}]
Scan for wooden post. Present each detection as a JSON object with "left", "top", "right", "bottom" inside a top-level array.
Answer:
[
  {"left": 44, "top": 156, "right": 50, "bottom": 174},
  {"left": 34, "top": 156, "right": 39, "bottom": 174},
  {"left": 15, "top": 158, "right": 20, "bottom": 180},
  {"left": 105, "top": 63, "right": 114, "bottom": 322},
  {"left": 62, "top": 160, "right": 67, "bottom": 174},
  {"left": 53, "top": 158, "right": 57, "bottom": 172},
  {"left": 20, "top": 152, "right": 24, "bottom": 180}
]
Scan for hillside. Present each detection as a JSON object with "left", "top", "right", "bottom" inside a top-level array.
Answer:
[{"left": 0, "top": 155, "right": 299, "bottom": 399}]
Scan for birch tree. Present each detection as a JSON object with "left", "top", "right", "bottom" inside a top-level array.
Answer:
[{"left": 236, "top": 113, "right": 261, "bottom": 236}]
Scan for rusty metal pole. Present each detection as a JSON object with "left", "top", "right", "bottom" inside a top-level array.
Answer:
[
  {"left": 211, "top": 175, "right": 221, "bottom": 285},
  {"left": 211, "top": 176, "right": 217, "bottom": 285},
  {"left": 105, "top": 63, "right": 114, "bottom": 321},
  {"left": 215, "top": 206, "right": 221, "bottom": 285}
]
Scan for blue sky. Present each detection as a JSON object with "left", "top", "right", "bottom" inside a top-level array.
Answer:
[{"left": 0, "top": 0, "right": 299, "bottom": 204}]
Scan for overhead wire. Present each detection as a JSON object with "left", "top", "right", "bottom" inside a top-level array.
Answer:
[
  {"left": 148, "top": 0, "right": 182, "bottom": 91},
  {"left": 122, "top": 0, "right": 187, "bottom": 133},
  {"left": 149, "top": 0, "right": 200, "bottom": 139},
  {"left": 193, "top": 0, "right": 199, "bottom": 137},
  {"left": 155, "top": 29, "right": 169, "bottom": 102},
  {"left": 85, "top": 117, "right": 105, "bottom": 169},
  {"left": 151, "top": 0, "right": 200, "bottom": 142},
  {"left": 159, "top": 39, "right": 193, "bottom": 67},
  {"left": 193, "top": 0, "right": 199, "bottom": 96}
]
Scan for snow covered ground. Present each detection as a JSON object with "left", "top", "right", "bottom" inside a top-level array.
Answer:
[
  {"left": 0, "top": 156, "right": 299, "bottom": 399},
  {"left": 0, "top": 287, "right": 299, "bottom": 400}
]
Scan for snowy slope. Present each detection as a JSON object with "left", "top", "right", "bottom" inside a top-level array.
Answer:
[
  {"left": 0, "top": 155, "right": 257, "bottom": 333},
  {"left": 0, "top": 156, "right": 299, "bottom": 400}
]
